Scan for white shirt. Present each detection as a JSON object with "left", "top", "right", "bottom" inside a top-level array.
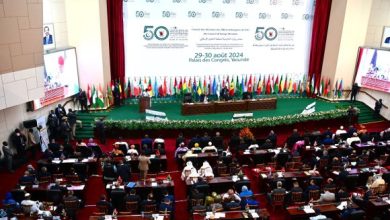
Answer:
[
  {"left": 346, "top": 136, "right": 361, "bottom": 145},
  {"left": 222, "top": 193, "right": 241, "bottom": 202},
  {"left": 114, "top": 141, "right": 129, "bottom": 149},
  {"left": 154, "top": 138, "right": 165, "bottom": 144},
  {"left": 202, "top": 145, "right": 217, "bottom": 153},
  {"left": 21, "top": 199, "right": 42, "bottom": 213},
  {"left": 127, "top": 148, "right": 139, "bottom": 155}
]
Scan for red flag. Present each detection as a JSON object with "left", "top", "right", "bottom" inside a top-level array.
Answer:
[
  {"left": 266, "top": 75, "right": 271, "bottom": 94},
  {"left": 178, "top": 77, "right": 182, "bottom": 91},
  {"left": 163, "top": 77, "right": 167, "bottom": 97},
  {"left": 293, "top": 82, "right": 297, "bottom": 94},
  {"left": 283, "top": 75, "right": 288, "bottom": 93},
  {"left": 247, "top": 75, "right": 253, "bottom": 93}
]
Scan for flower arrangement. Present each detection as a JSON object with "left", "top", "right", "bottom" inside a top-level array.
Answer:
[
  {"left": 239, "top": 127, "right": 255, "bottom": 141},
  {"left": 105, "top": 109, "right": 348, "bottom": 131}
]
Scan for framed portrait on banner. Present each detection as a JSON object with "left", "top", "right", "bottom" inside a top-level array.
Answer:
[
  {"left": 43, "top": 23, "right": 55, "bottom": 50},
  {"left": 381, "top": 26, "right": 390, "bottom": 49}
]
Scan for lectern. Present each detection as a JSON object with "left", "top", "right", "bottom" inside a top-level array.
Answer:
[{"left": 139, "top": 96, "right": 151, "bottom": 113}]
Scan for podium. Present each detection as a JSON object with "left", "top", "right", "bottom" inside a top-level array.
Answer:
[{"left": 139, "top": 96, "right": 151, "bottom": 113}]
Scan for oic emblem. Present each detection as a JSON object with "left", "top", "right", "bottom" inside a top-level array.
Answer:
[
  {"left": 155, "top": 26, "right": 169, "bottom": 40},
  {"left": 265, "top": 27, "right": 277, "bottom": 40}
]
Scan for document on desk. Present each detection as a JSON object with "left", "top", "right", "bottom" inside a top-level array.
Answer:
[
  {"left": 337, "top": 201, "right": 347, "bottom": 210},
  {"left": 261, "top": 174, "right": 268, "bottom": 179},
  {"left": 303, "top": 206, "right": 315, "bottom": 213}
]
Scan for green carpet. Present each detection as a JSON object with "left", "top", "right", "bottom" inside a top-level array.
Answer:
[
  {"left": 108, "top": 97, "right": 339, "bottom": 121},
  {"left": 74, "top": 98, "right": 383, "bottom": 138}
]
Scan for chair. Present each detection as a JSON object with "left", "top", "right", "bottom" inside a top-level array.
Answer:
[
  {"left": 291, "top": 192, "right": 305, "bottom": 206},
  {"left": 226, "top": 205, "right": 241, "bottom": 211},
  {"left": 149, "top": 158, "right": 161, "bottom": 173},
  {"left": 191, "top": 199, "right": 204, "bottom": 207},
  {"left": 308, "top": 190, "right": 320, "bottom": 201},
  {"left": 349, "top": 209, "right": 365, "bottom": 220},
  {"left": 285, "top": 162, "right": 295, "bottom": 171},
  {"left": 192, "top": 206, "right": 207, "bottom": 213},
  {"left": 66, "top": 174, "right": 80, "bottom": 183},
  {"left": 271, "top": 193, "right": 285, "bottom": 211},
  {"left": 217, "top": 165, "right": 229, "bottom": 177},
  {"left": 118, "top": 144, "right": 128, "bottom": 155},
  {"left": 73, "top": 163, "right": 89, "bottom": 180},
  {"left": 39, "top": 175, "right": 52, "bottom": 183},
  {"left": 47, "top": 189, "right": 63, "bottom": 205},
  {"left": 91, "top": 145, "right": 104, "bottom": 158},
  {"left": 324, "top": 187, "right": 337, "bottom": 194},
  {"left": 52, "top": 173, "right": 64, "bottom": 179},
  {"left": 125, "top": 201, "right": 139, "bottom": 213},
  {"left": 143, "top": 204, "right": 157, "bottom": 213},
  {"left": 96, "top": 204, "right": 108, "bottom": 214},
  {"left": 110, "top": 190, "right": 126, "bottom": 210},
  {"left": 195, "top": 184, "right": 210, "bottom": 196},
  {"left": 64, "top": 200, "right": 79, "bottom": 218},
  {"left": 12, "top": 189, "right": 27, "bottom": 203}
]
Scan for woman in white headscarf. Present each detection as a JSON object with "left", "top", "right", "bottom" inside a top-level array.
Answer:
[
  {"left": 198, "top": 161, "right": 214, "bottom": 179},
  {"left": 181, "top": 161, "right": 196, "bottom": 181}
]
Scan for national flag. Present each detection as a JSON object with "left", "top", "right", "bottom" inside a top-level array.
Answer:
[
  {"left": 173, "top": 77, "right": 178, "bottom": 95},
  {"left": 306, "top": 77, "right": 310, "bottom": 96},
  {"left": 288, "top": 77, "right": 293, "bottom": 94},
  {"left": 334, "top": 79, "right": 338, "bottom": 97},
  {"left": 216, "top": 77, "right": 221, "bottom": 98},
  {"left": 262, "top": 75, "right": 266, "bottom": 94},
  {"left": 297, "top": 80, "right": 301, "bottom": 96},
  {"left": 274, "top": 75, "right": 279, "bottom": 94},
  {"left": 338, "top": 79, "right": 343, "bottom": 98},
  {"left": 241, "top": 75, "right": 245, "bottom": 94},
  {"left": 182, "top": 77, "right": 188, "bottom": 94},
  {"left": 96, "top": 84, "right": 105, "bottom": 108},
  {"left": 310, "top": 75, "right": 315, "bottom": 95},
  {"left": 279, "top": 75, "right": 284, "bottom": 93},
  {"left": 257, "top": 75, "right": 262, "bottom": 95},
  {"left": 147, "top": 77, "right": 153, "bottom": 96},
  {"left": 192, "top": 77, "right": 197, "bottom": 95},
  {"left": 324, "top": 78, "right": 330, "bottom": 97},
  {"left": 107, "top": 83, "right": 113, "bottom": 105},
  {"left": 163, "top": 77, "right": 167, "bottom": 96},
  {"left": 87, "top": 84, "right": 91, "bottom": 106},
  {"left": 118, "top": 79, "right": 123, "bottom": 99},
  {"left": 283, "top": 75, "right": 288, "bottom": 93},
  {"left": 178, "top": 77, "right": 182, "bottom": 95},
  {"left": 91, "top": 85, "right": 97, "bottom": 107},
  {"left": 229, "top": 80, "right": 235, "bottom": 96},
  {"left": 293, "top": 81, "right": 297, "bottom": 94},
  {"left": 235, "top": 75, "right": 241, "bottom": 96},
  {"left": 203, "top": 77, "right": 207, "bottom": 95},
  {"left": 133, "top": 78, "right": 141, "bottom": 97},
  {"left": 247, "top": 75, "right": 253, "bottom": 93},
  {"left": 212, "top": 76, "right": 217, "bottom": 95},
  {"left": 197, "top": 79, "right": 202, "bottom": 95},
  {"left": 270, "top": 75, "right": 274, "bottom": 94},
  {"left": 266, "top": 75, "right": 271, "bottom": 94},
  {"left": 320, "top": 78, "right": 324, "bottom": 96}
]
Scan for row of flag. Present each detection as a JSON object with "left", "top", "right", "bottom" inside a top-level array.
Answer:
[{"left": 84, "top": 74, "right": 345, "bottom": 108}]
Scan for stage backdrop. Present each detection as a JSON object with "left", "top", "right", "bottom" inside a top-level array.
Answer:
[{"left": 123, "top": 0, "right": 315, "bottom": 83}]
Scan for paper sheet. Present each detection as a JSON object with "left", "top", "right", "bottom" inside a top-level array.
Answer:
[{"left": 303, "top": 206, "right": 315, "bottom": 213}]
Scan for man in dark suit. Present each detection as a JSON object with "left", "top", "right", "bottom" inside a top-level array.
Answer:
[
  {"left": 1, "top": 141, "right": 14, "bottom": 173},
  {"left": 55, "top": 104, "right": 66, "bottom": 119},
  {"left": 124, "top": 189, "right": 141, "bottom": 203},
  {"left": 220, "top": 85, "right": 229, "bottom": 101},
  {"left": 350, "top": 83, "right": 360, "bottom": 102},
  {"left": 43, "top": 26, "right": 53, "bottom": 45},
  {"left": 11, "top": 129, "right": 27, "bottom": 158},
  {"left": 95, "top": 118, "right": 106, "bottom": 144},
  {"left": 96, "top": 194, "right": 113, "bottom": 214},
  {"left": 77, "top": 88, "right": 88, "bottom": 112},
  {"left": 116, "top": 159, "right": 131, "bottom": 182},
  {"left": 19, "top": 171, "right": 35, "bottom": 185}
]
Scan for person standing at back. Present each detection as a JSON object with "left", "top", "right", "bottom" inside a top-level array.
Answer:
[
  {"left": 95, "top": 118, "right": 106, "bottom": 144},
  {"left": 350, "top": 83, "right": 360, "bottom": 102},
  {"left": 138, "top": 152, "right": 151, "bottom": 181}
]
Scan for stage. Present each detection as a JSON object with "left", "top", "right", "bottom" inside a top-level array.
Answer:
[{"left": 106, "top": 97, "right": 341, "bottom": 121}]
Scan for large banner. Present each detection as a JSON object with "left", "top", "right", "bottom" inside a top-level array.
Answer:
[
  {"left": 355, "top": 48, "right": 390, "bottom": 93},
  {"left": 123, "top": 0, "right": 315, "bottom": 82}
]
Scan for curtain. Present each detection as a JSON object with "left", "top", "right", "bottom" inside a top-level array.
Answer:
[
  {"left": 308, "top": 0, "right": 332, "bottom": 85},
  {"left": 107, "top": 0, "right": 125, "bottom": 85}
]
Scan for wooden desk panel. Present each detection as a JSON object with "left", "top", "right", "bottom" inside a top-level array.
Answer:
[
  {"left": 214, "top": 100, "right": 247, "bottom": 113},
  {"left": 181, "top": 102, "right": 214, "bottom": 115},
  {"left": 181, "top": 98, "right": 277, "bottom": 115},
  {"left": 193, "top": 209, "right": 270, "bottom": 220}
]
